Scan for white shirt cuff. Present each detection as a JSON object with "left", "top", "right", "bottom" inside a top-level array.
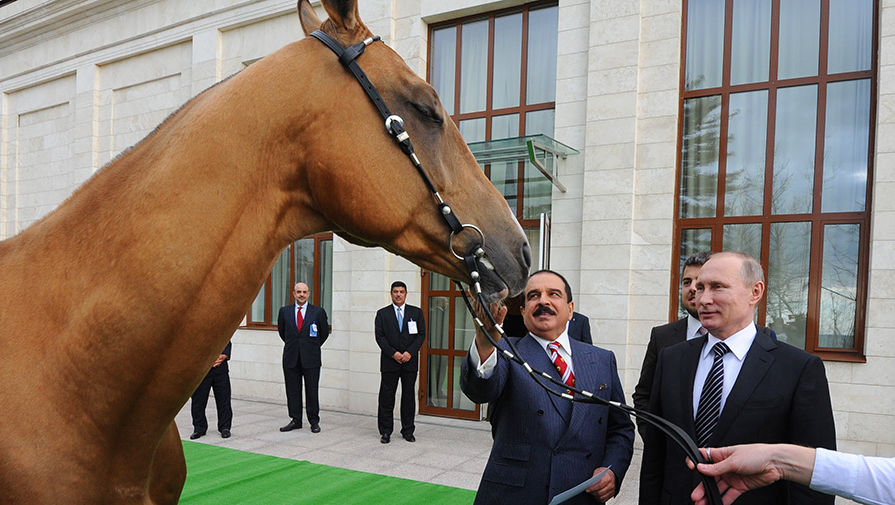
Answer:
[{"left": 469, "top": 343, "right": 498, "bottom": 379}]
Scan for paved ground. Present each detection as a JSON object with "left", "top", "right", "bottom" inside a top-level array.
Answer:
[{"left": 175, "top": 397, "right": 494, "bottom": 491}]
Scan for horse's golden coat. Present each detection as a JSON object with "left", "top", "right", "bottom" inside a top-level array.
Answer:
[{"left": 0, "top": 1, "right": 530, "bottom": 503}]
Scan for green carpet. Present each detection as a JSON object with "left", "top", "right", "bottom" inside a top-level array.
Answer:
[{"left": 179, "top": 441, "right": 476, "bottom": 504}]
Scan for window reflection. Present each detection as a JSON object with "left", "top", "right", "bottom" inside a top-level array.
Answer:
[
  {"left": 453, "top": 301, "right": 476, "bottom": 351},
  {"left": 460, "top": 20, "right": 488, "bottom": 114},
  {"left": 685, "top": 0, "right": 724, "bottom": 90},
  {"left": 428, "top": 296, "right": 450, "bottom": 350},
  {"left": 452, "top": 357, "right": 477, "bottom": 410},
  {"left": 427, "top": 355, "right": 448, "bottom": 408},
  {"left": 429, "top": 27, "right": 457, "bottom": 114},
  {"left": 778, "top": 0, "right": 820, "bottom": 79},
  {"left": 822, "top": 79, "right": 870, "bottom": 213},
  {"left": 726, "top": 90, "right": 767, "bottom": 216},
  {"left": 772, "top": 85, "right": 817, "bottom": 215},
  {"left": 679, "top": 228, "right": 712, "bottom": 319},
  {"left": 828, "top": 0, "right": 873, "bottom": 74},
  {"left": 730, "top": 0, "right": 770, "bottom": 85},
  {"left": 766, "top": 222, "right": 812, "bottom": 348},
  {"left": 819, "top": 224, "right": 859, "bottom": 348},
  {"left": 723, "top": 223, "right": 762, "bottom": 262},
  {"left": 526, "top": 6, "right": 558, "bottom": 105},
  {"left": 680, "top": 96, "right": 721, "bottom": 218},
  {"left": 493, "top": 13, "right": 522, "bottom": 110}
]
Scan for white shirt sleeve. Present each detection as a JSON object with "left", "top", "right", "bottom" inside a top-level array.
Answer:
[
  {"left": 468, "top": 343, "right": 498, "bottom": 379},
  {"left": 810, "top": 448, "right": 895, "bottom": 505}
]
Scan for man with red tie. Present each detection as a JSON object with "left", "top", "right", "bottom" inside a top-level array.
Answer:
[
  {"left": 461, "top": 270, "right": 634, "bottom": 505},
  {"left": 277, "top": 282, "right": 330, "bottom": 433}
]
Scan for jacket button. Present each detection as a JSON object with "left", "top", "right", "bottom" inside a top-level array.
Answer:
[{"left": 537, "top": 409, "right": 544, "bottom": 415}]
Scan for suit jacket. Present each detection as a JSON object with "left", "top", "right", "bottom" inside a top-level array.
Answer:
[
  {"left": 461, "top": 336, "right": 635, "bottom": 505},
  {"left": 567, "top": 312, "right": 593, "bottom": 345},
  {"left": 632, "top": 318, "right": 777, "bottom": 426},
  {"left": 639, "top": 330, "right": 836, "bottom": 505},
  {"left": 374, "top": 304, "right": 426, "bottom": 372},
  {"left": 277, "top": 303, "right": 330, "bottom": 369}
]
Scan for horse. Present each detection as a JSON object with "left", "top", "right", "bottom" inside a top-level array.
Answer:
[{"left": 0, "top": 1, "right": 530, "bottom": 503}]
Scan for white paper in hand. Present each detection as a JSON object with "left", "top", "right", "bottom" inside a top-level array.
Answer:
[{"left": 547, "top": 466, "right": 612, "bottom": 505}]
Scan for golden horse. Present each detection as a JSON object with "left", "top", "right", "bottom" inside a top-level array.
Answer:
[{"left": 0, "top": 1, "right": 530, "bottom": 503}]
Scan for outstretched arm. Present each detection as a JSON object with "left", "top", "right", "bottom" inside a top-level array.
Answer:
[{"left": 689, "top": 444, "right": 816, "bottom": 505}]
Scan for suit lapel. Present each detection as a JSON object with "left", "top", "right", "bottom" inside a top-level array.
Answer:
[
  {"left": 519, "top": 336, "right": 569, "bottom": 421},
  {"left": 563, "top": 343, "right": 598, "bottom": 440},
  {"left": 711, "top": 333, "right": 776, "bottom": 443}
]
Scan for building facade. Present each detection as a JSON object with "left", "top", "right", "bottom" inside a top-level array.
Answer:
[{"left": 2, "top": 0, "right": 892, "bottom": 503}]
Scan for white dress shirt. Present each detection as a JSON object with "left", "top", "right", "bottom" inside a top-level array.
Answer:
[
  {"left": 686, "top": 314, "right": 705, "bottom": 341},
  {"left": 810, "top": 448, "right": 895, "bottom": 505},
  {"left": 469, "top": 331, "right": 575, "bottom": 380},
  {"left": 692, "top": 322, "right": 756, "bottom": 418},
  {"left": 294, "top": 303, "right": 306, "bottom": 323}
]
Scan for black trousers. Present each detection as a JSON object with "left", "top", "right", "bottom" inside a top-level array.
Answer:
[
  {"left": 283, "top": 364, "right": 321, "bottom": 425},
  {"left": 190, "top": 364, "right": 232, "bottom": 433},
  {"left": 377, "top": 367, "right": 417, "bottom": 437}
]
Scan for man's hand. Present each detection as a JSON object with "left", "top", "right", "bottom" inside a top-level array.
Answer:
[
  {"left": 212, "top": 354, "right": 227, "bottom": 367},
  {"left": 392, "top": 351, "right": 404, "bottom": 363},
  {"left": 689, "top": 445, "right": 812, "bottom": 505},
  {"left": 470, "top": 298, "right": 507, "bottom": 360},
  {"left": 402, "top": 351, "right": 411, "bottom": 363},
  {"left": 586, "top": 467, "right": 616, "bottom": 502}
]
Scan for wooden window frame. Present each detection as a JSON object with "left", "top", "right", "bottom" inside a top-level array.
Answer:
[
  {"left": 672, "top": 0, "right": 877, "bottom": 361},
  {"left": 242, "top": 232, "right": 333, "bottom": 329}
]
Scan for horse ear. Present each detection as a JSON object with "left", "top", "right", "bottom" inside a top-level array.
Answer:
[
  {"left": 320, "top": 0, "right": 363, "bottom": 33},
  {"left": 298, "top": 0, "right": 323, "bottom": 36}
]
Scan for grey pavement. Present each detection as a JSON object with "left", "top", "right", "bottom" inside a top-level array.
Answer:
[{"left": 176, "top": 397, "right": 494, "bottom": 491}]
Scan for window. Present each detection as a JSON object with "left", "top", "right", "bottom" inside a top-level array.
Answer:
[
  {"left": 675, "top": 0, "right": 876, "bottom": 360},
  {"left": 421, "top": 1, "right": 558, "bottom": 418},
  {"left": 244, "top": 233, "right": 333, "bottom": 328}
]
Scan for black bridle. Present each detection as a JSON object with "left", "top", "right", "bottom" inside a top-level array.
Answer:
[{"left": 309, "top": 29, "right": 723, "bottom": 505}]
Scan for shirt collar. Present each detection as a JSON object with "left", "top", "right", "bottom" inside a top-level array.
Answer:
[
  {"left": 529, "top": 330, "right": 574, "bottom": 356},
  {"left": 393, "top": 303, "right": 405, "bottom": 311},
  {"left": 686, "top": 314, "right": 703, "bottom": 340},
  {"left": 703, "top": 321, "right": 756, "bottom": 361}
]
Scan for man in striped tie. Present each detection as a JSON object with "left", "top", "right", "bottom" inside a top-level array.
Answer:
[
  {"left": 460, "top": 270, "right": 634, "bottom": 505},
  {"left": 639, "top": 252, "right": 836, "bottom": 505}
]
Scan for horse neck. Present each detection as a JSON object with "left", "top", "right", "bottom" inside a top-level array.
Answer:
[{"left": 9, "top": 42, "right": 322, "bottom": 377}]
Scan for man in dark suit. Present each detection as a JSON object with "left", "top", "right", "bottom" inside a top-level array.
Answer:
[
  {"left": 461, "top": 270, "right": 634, "bottom": 505},
  {"left": 634, "top": 251, "right": 778, "bottom": 437},
  {"left": 189, "top": 341, "right": 232, "bottom": 440},
  {"left": 566, "top": 311, "right": 593, "bottom": 344},
  {"left": 374, "top": 281, "right": 426, "bottom": 443},
  {"left": 277, "top": 281, "right": 330, "bottom": 433},
  {"left": 639, "top": 252, "right": 835, "bottom": 505}
]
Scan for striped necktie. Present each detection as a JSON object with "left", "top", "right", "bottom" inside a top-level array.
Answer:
[
  {"left": 547, "top": 342, "right": 575, "bottom": 388},
  {"left": 694, "top": 341, "right": 730, "bottom": 446}
]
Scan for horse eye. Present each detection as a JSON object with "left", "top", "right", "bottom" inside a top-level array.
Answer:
[{"left": 411, "top": 102, "right": 443, "bottom": 125}]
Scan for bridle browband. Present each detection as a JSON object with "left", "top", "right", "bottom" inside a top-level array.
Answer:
[{"left": 309, "top": 29, "right": 722, "bottom": 505}]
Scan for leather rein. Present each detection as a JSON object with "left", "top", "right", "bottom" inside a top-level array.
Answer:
[{"left": 309, "top": 29, "right": 723, "bottom": 505}]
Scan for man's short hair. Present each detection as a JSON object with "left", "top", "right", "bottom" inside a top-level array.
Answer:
[
  {"left": 736, "top": 253, "right": 765, "bottom": 286},
  {"left": 683, "top": 251, "right": 712, "bottom": 271},
  {"left": 390, "top": 281, "right": 407, "bottom": 291},
  {"left": 528, "top": 270, "right": 573, "bottom": 303}
]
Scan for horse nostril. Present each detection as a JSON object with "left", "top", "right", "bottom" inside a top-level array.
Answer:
[{"left": 521, "top": 241, "right": 532, "bottom": 269}]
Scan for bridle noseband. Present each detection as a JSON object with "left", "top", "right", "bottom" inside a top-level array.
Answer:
[{"left": 309, "top": 29, "right": 723, "bottom": 505}]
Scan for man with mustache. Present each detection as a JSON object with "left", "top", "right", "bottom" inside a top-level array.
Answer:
[{"left": 461, "top": 270, "right": 634, "bottom": 505}]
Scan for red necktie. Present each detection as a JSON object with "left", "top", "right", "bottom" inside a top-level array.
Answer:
[
  {"left": 547, "top": 342, "right": 575, "bottom": 388},
  {"left": 296, "top": 306, "right": 304, "bottom": 330}
]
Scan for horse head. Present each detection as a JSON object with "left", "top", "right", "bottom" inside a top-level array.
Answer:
[{"left": 291, "top": 0, "right": 531, "bottom": 299}]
